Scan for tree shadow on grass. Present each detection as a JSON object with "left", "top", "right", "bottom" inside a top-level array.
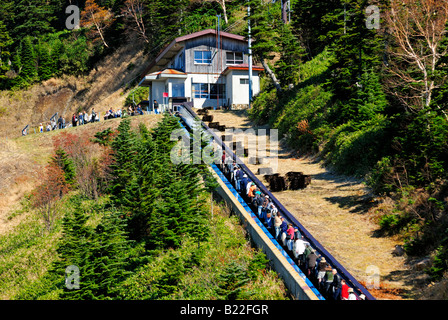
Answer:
[{"left": 323, "top": 194, "right": 379, "bottom": 214}]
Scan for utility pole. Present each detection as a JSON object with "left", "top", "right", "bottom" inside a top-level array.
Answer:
[
  {"left": 216, "top": 14, "right": 221, "bottom": 110},
  {"left": 248, "top": 2, "right": 253, "bottom": 108}
]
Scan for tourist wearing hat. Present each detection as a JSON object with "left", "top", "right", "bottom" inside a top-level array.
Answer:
[
  {"left": 317, "top": 257, "right": 328, "bottom": 289},
  {"left": 348, "top": 287, "right": 357, "bottom": 300}
]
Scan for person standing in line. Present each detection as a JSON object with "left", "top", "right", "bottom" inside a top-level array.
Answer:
[
  {"left": 240, "top": 174, "right": 248, "bottom": 194},
  {"left": 261, "top": 195, "right": 270, "bottom": 221},
  {"left": 286, "top": 223, "right": 295, "bottom": 251},
  {"left": 317, "top": 257, "right": 328, "bottom": 290},
  {"left": 91, "top": 108, "right": 96, "bottom": 122},
  {"left": 348, "top": 288, "right": 357, "bottom": 300},
  {"left": 306, "top": 249, "right": 318, "bottom": 278},
  {"left": 341, "top": 280, "right": 349, "bottom": 300},
  {"left": 248, "top": 183, "right": 256, "bottom": 203},
  {"left": 153, "top": 99, "right": 159, "bottom": 114},
  {"left": 331, "top": 268, "right": 343, "bottom": 300},
  {"left": 274, "top": 214, "right": 282, "bottom": 239},
  {"left": 255, "top": 193, "right": 264, "bottom": 220},
  {"left": 72, "top": 113, "right": 77, "bottom": 127},
  {"left": 236, "top": 167, "right": 244, "bottom": 192},
  {"left": 323, "top": 266, "right": 334, "bottom": 298},
  {"left": 234, "top": 166, "right": 241, "bottom": 191},
  {"left": 265, "top": 212, "right": 273, "bottom": 232}
]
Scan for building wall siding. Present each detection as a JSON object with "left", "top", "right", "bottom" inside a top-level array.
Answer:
[{"left": 185, "top": 35, "right": 248, "bottom": 74}]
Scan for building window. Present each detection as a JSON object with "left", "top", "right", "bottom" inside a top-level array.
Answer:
[
  {"left": 240, "top": 78, "right": 249, "bottom": 85},
  {"left": 194, "top": 51, "right": 212, "bottom": 64},
  {"left": 192, "top": 83, "right": 226, "bottom": 99},
  {"left": 172, "top": 83, "right": 185, "bottom": 97},
  {"left": 226, "top": 52, "right": 244, "bottom": 65},
  {"left": 192, "top": 83, "right": 209, "bottom": 98},
  {"left": 175, "top": 52, "right": 185, "bottom": 71},
  {"left": 210, "top": 83, "right": 226, "bottom": 99}
]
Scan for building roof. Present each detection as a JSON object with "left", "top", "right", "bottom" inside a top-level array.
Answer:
[
  {"left": 139, "top": 68, "right": 188, "bottom": 86},
  {"left": 141, "top": 29, "right": 247, "bottom": 77},
  {"left": 175, "top": 28, "right": 246, "bottom": 43},
  {"left": 222, "top": 64, "right": 264, "bottom": 75}
]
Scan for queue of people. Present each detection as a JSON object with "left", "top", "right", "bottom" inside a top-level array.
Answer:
[
  {"left": 219, "top": 152, "right": 365, "bottom": 301},
  {"left": 71, "top": 109, "right": 98, "bottom": 127}
]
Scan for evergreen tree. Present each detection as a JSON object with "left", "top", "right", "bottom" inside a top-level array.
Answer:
[
  {"left": 274, "top": 23, "right": 305, "bottom": 88},
  {"left": 65, "top": 209, "right": 131, "bottom": 300},
  {"left": 109, "top": 118, "right": 137, "bottom": 208},
  {"left": 50, "top": 197, "right": 94, "bottom": 295},
  {"left": 53, "top": 197, "right": 132, "bottom": 300},
  {"left": 216, "top": 262, "right": 250, "bottom": 300},
  {"left": 37, "top": 41, "right": 53, "bottom": 81},
  {"left": 49, "top": 38, "right": 64, "bottom": 77},
  {"left": 324, "top": 0, "right": 385, "bottom": 124},
  {"left": 18, "top": 36, "right": 38, "bottom": 86},
  {"left": 246, "top": 0, "right": 282, "bottom": 92},
  {"left": 51, "top": 147, "right": 76, "bottom": 187},
  {"left": 0, "top": 20, "right": 12, "bottom": 86},
  {"left": 11, "top": 0, "right": 60, "bottom": 40},
  {"left": 291, "top": 0, "right": 342, "bottom": 59}
]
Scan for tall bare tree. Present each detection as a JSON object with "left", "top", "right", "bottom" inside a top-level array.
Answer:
[
  {"left": 385, "top": 0, "right": 448, "bottom": 111},
  {"left": 122, "top": 0, "right": 149, "bottom": 43}
]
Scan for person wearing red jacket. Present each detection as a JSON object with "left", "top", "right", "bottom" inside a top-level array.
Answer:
[{"left": 341, "top": 279, "right": 349, "bottom": 300}]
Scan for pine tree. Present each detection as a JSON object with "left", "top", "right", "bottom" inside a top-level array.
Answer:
[
  {"left": 323, "top": 0, "right": 384, "bottom": 124},
  {"left": 291, "top": 0, "right": 342, "bottom": 59},
  {"left": 109, "top": 118, "right": 137, "bottom": 208},
  {"left": 37, "top": 41, "right": 53, "bottom": 81},
  {"left": 274, "top": 23, "right": 305, "bottom": 88},
  {"left": 216, "top": 262, "right": 250, "bottom": 300},
  {"left": 69, "top": 209, "right": 131, "bottom": 300},
  {"left": 246, "top": 0, "right": 282, "bottom": 92},
  {"left": 0, "top": 20, "right": 12, "bottom": 87},
  {"left": 50, "top": 38, "right": 64, "bottom": 77},
  {"left": 50, "top": 197, "right": 94, "bottom": 294},
  {"left": 18, "top": 36, "right": 38, "bottom": 86},
  {"left": 51, "top": 147, "right": 76, "bottom": 187},
  {"left": 54, "top": 197, "right": 132, "bottom": 300}
]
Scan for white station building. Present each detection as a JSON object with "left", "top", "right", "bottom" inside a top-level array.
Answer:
[{"left": 138, "top": 29, "right": 263, "bottom": 110}]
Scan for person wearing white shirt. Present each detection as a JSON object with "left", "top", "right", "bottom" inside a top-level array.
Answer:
[{"left": 293, "top": 237, "right": 310, "bottom": 263}]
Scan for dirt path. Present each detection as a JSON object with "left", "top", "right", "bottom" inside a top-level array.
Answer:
[{"left": 205, "top": 109, "right": 424, "bottom": 299}]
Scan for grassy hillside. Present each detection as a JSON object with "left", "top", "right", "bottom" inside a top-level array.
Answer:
[{"left": 0, "top": 114, "right": 289, "bottom": 300}]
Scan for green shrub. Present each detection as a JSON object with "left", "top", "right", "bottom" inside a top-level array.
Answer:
[
  {"left": 322, "top": 114, "right": 390, "bottom": 176},
  {"left": 366, "top": 156, "right": 395, "bottom": 195}
]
